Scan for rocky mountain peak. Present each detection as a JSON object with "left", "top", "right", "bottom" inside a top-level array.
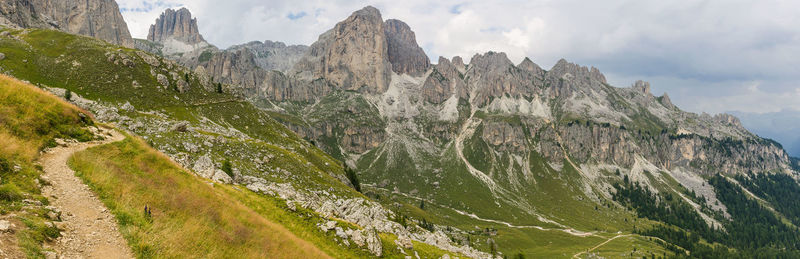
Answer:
[
  {"left": 633, "top": 80, "right": 651, "bottom": 95},
  {"left": 660, "top": 92, "right": 676, "bottom": 109},
  {"left": 469, "top": 51, "right": 514, "bottom": 73},
  {"left": 549, "top": 59, "right": 607, "bottom": 83},
  {"left": 452, "top": 56, "right": 465, "bottom": 68},
  {"left": 384, "top": 19, "right": 430, "bottom": 76},
  {"left": 0, "top": 0, "right": 133, "bottom": 47},
  {"left": 291, "top": 6, "right": 394, "bottom": 94},
  {"left": 351, "top": 5, "right": 382, "bottom": 21},
  {"left": 148, "top": 8, "right": 205, "bottom": 45},
  {"left": 715, "top": 113, "right": 744, "bottom": 129},
  {"left": 518, "top": 57, "right": 545, "bottom": 76}
]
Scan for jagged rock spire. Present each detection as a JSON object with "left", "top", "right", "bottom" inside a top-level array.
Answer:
[{"left": 148, "top": 8, "right": 206, "bottom": 45}]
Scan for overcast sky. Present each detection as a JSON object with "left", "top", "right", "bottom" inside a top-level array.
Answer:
[{"left": 117, "top": 0, "right": 800, "bottom": 133}]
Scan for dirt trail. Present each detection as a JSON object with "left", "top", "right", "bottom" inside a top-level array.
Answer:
[
  {"left": 40, "top": 128, "right": 133, "bottom": 259},
  {"left": 572, "top": 234, "right": 632, "bottom": 258}
]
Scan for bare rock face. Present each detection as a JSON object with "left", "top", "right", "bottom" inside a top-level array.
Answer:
[
  {"left": 421, "top": 56, "right": 466, "bottom": 104},
  {"left": 292, "top": 6, "right": 392, "bottom": 94},
  {"left": 545, "top": 58, "right": 607, "bottom": 98},
  {"left": 633, "top": 80, "right": 651, "bottom": 95},
  {"left": 660, "top": 92, "right": 676, "bottom": 109},
  {"left": 147, "top": 8, "right": 205, "bottom": 45},
  {"left": 384, "top": 19, "right": 430, "bottom": 76},
  {"left": 0, "top": 0, "right": 133, "bottom": 47},
  {"left": 467, "top": 51, "right": 544, "bottom": 107},
  {"left": 518, "top": 57, "right": 545, "bottom": 78},
  {"left": 226, "top": 40, "right": 308, "bottom": 73},
  {"left": 142, "top": 8, "right": 213, "bottom": 56}
]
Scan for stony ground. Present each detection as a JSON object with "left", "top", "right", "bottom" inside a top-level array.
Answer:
[{"left": 40, "top": 128, "right": 133, "bottom": 259}]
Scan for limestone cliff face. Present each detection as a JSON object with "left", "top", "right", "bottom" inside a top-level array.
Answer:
[
  {"left": 545, "top": 59, "right": 607, "bottom": 98},
  {"left": 292, "top": 6, "right": 392, "bottom": 94},
  {"left": 0, "top": 0, "right": 133, "bottom": 47},
  {"left": 542, "top": 121, "right": 791, "bottom": 175},
  {"left": 421, "top": 56, "right": 466, "bottom": 104},
  {"left": 139, "top": 8, "right": 214, "bottom": 57},
  {"left": 202, "top": 48, "right": 264, "bottom": 93},
  {"left": 227, "top": 40, "right": 308, "bottom": 73},
  {"left": 147, "top": 8, "right": 204, "bottom": 45},
  {"left": 384, "top": 19, "right": 429, "bottom": 76},
  {"left": 467, "top": 52, "right": 544, "bottom": 107}
]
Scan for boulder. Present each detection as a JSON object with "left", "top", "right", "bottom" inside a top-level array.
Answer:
[
  {"left": 157, "top": 74, "right": 170, "bottom": 89},
  {"left": 0, "top": 220, "right": 14, "bottom": 232}
]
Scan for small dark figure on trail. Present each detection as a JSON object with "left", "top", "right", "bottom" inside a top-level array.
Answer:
[{"left": 144, "top": 205, "right": 152, "bottom": 218}]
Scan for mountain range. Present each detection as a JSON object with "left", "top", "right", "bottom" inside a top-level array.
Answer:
[{"left": 2, "top": 1, "right": 800, "bottom": 258}]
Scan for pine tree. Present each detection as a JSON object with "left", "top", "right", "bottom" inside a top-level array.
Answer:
[
  {"left": 65, "top": 89, "right": 72, "bottom": 101},
  {"left": 221, "top": 160, "right": 233, "bottom": 178}
]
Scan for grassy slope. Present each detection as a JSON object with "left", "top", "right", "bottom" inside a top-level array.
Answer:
[
  {"left": 69, "top": 136, "right": 336, "bottom": 258},
  {"left": 0, "top": 74, "right": 94, "bottom": 257},
  {"left": 69, "top": 135, "right": 457, "bottom": 258}
]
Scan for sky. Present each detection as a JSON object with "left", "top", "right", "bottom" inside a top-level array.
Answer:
[{"left": 117, "top": 0, "right": 800, "bottom": 155}]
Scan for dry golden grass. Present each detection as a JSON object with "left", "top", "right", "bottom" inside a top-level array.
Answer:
[
  {"left": 69, "top": 135, "right": 333, "bottom": 258},
  {"left": 0, "top": 74, "right": 94, "bottom": 162},
  {"left": 0, "top": 74, "right": 96, "bottom": 257}
]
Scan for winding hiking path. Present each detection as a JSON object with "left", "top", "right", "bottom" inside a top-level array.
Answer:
[
  {"left": 40, "top": 128, "right": 133, "bottom": 259},
  {"left": 572, "top": 234, "right": 631, "bottom": 258}
]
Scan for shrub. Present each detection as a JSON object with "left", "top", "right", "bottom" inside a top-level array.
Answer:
[
  {"left": 0, "top": 184, "right": 23, "bottom": 202},
  {"left": 0, "top": 157, "right": 10, "bottom": 173},
  {"left": 344, "top": 166, "right": 361, "bottom": 193},
  {"left": 221, "top": 160, "right": 233, "bottom": 178},
  {"left": 64, "top": 89, "right": 72, "bottom": 101}
]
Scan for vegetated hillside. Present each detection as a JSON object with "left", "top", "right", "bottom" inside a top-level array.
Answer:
[
  {"left": 0, "top": 26, "right": 491, "bottom": 258},
  {"left": 0, "top": 74, "right": 96, "bottom": 257},
  {"left": 68, "top": 134, "right": 458, "bottom": 258}
]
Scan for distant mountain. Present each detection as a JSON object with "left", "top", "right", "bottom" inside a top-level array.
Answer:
[
  {"left": 133, "top": 7, "right": 215, "bottom": 62},
  {"left": 140, "top": 5, "right": 800, "bottom": 257},
  {"left": 730, "top": 110, "right": 800, "bottom": 157}
]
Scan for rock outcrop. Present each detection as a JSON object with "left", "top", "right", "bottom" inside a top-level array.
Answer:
[
  {"left": 227, "top": 40, "right": 308, "bottom": 73},
  {"left": 292, "top": 6, "right": 392, "bottom": 94},
  {"left": 147, "top": 8, "right": 205, "bottom": 45},
  {"left": 421, "top": 56, "right": 466, "bottom": 104},
  {"left": 468, "top": 51, "right": 544, "bottom": 107},
  {"left": 141, "top": 8, "right": 212, "bottom": 56},
  {"left": 384, "top": 19, "right": 430, "bottom": 76},
  {"left": 0, "top": 0, "right": 133, "bottom": 47}
]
